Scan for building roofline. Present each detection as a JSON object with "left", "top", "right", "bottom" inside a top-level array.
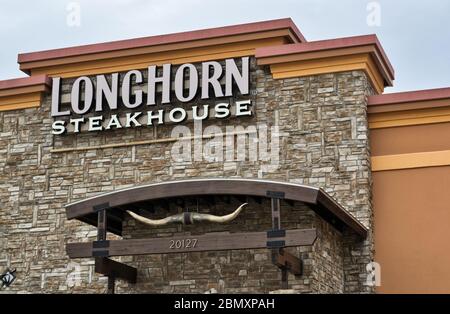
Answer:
[
  {"left": 368, "top": 87, "right": 450, "bottom": 106},
  {"left": 256, "top": 34, "right": 394, "bottom": 81},
  {"left": 0, "top": 74, "right": 51, "bottom": 90},
  {"left": 17, "top": 18, "right": 306, "bottom": 64}
]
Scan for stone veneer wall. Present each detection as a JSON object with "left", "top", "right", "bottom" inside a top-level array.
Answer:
[
  {"left": 121, "top": 200, "right": 318, "bottom": 293},
  {"left": 256, "top": 64, "right": 374, "bottom": 293},
  {"left": 0, "top": 58, "right": 373, "bottom": 293}
]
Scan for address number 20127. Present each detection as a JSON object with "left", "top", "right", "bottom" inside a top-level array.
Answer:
[{"left": 169, "top": 238, "right": 198, "bottom": 250}]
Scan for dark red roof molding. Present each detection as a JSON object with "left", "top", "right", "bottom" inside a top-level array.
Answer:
[
  {"left": 18, "top": 18, "right": 306, "bottom": 64},
  {"left": 256, "top": 34, "right": 394, "bottom": 84},
  {"left": 0, "top": 74, "right": 51, "bottom": 90},
  {"left": 368, "top": 87, "right": 450, "bottom": 106}
]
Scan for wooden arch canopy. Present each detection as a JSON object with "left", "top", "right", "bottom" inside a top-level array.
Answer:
[{"left": 65, "top": 178, "right": 367, "bottom": 238}]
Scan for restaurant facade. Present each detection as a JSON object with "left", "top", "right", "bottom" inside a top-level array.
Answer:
[{"left": 0, "top": 18, "right": 449, "bottom": 294}]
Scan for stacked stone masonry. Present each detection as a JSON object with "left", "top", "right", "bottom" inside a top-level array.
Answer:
[{"left": 0, "top": 58, "right": 374, "bottom": 293}]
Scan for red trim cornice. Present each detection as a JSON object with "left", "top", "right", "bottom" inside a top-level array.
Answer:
[
  {"left": 368, "top": 87, "right": 450, "bottom": 106},
  {"left": 0, "top": 74, "right": 51, "bottom": 90},
  {"left": 255, "top": 34, "right": 394, "bottom": 82},
  {"left": 18, "top": 18, "right": 305, "bottom": 64}
]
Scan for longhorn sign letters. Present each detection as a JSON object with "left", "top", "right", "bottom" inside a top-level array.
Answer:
[{"left": 50, "top": 57, "right": 252, "bottom": 134}]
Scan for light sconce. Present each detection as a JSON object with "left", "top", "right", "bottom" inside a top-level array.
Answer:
[{"left": 0, "top": 268, "right": 16, "bottom": 288}]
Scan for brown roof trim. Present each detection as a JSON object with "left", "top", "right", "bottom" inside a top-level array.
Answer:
[
  {"left": 65, "top": 178, "right": 367, "bottom": 238},
  {"left": 18, "top": 18, "right": 305, "bottom": 64},
  {"left": 256, "top": 34, "right": 394, "bottom": 83},
  {"left": 368, "top": 87, "right": 450, "bottom": 106},
  {"left": 0, "top": 74, "right": 51, "bottom": 90}
]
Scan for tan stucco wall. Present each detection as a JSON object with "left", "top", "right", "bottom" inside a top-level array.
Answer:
[
  {"left": 371, "top": 123, "right": 450, "bottom": 156},
  {"left": 371, "top": 122, "right": 450, "bottom": 293}
]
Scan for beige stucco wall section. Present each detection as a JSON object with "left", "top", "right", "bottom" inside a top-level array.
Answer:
[
  {"left": 373, "top": 166, "right": 450, "bottom": 293},
  {"left": 371, "top": 121, "right": 450, "bottom": 293}
]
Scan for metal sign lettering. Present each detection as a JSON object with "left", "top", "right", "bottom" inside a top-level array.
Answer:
[{"left": 51, "top": 57, "right": 252, "bottom": 135}]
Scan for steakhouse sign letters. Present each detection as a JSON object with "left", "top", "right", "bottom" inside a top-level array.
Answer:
[{"left": 51, "top": 57, "right": 252, "bottom": 134}]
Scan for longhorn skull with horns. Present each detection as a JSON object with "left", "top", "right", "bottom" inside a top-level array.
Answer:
[{"left": 127, "top": 203, "right": 247, "bottom": 226}]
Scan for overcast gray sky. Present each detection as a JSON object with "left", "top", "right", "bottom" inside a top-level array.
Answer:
[{"left": 1, "top": 0, "right": 449, "bottom": 93}]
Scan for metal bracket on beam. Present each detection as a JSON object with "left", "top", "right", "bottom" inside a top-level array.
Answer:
[
  {"left": 267, "top": 229, "right": 286, "bottom": 248},
  {"left": 267, "top": 229, "right": 286, "bottom": 238},
  {"left": 93, "top": 202, "right": 110, "bottom": 212},
  {"left": 92, "top": 240, "right": 110, "bottom": 257},
  {"left": 266, "top": 191, "right": 285, "bottom": 199},
  {"left": 267, "top": 240, "right": 286, "bottom": 248}
]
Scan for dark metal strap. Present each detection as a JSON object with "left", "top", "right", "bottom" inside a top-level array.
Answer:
[
  {"left": 93, "top": 202, "right": 110, "bottom": 212},
  {"left": 266, "top": 191, "right": 285, "bottom": 199},
  {"left": 267, "top": 240, "right": 285, "bottom": 248},
  {"left": 267, "top": 229, "right": 286, "bottom": 238},
  {"left": 92, "top": 240, "right": 110, "bottom": 257}
]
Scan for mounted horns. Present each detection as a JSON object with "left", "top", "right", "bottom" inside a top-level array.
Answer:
[{"left": 127, "top": 203, "right": 247, "bottom": 227}]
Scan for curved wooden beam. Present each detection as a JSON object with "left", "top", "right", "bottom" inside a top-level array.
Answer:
[{"left": 65, "top": 178, "right": 367, "bottom": 238}]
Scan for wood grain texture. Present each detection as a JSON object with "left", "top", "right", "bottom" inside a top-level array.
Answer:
[{"left": 67, "top": 228, "right": 317, "bottom": 258}]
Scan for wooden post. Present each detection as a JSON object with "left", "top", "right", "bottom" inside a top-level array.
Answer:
[
  {"left": 268, "top": 195, "right": 289, "bottom": 289},
  {"left": 281, "top": 266, "right": 288, "bottom": 289},
  {"left": 94, "top": 208, "right": 138, "bottom": 292},
  {"left": 107, "top": 275, "right": 115, "bottom": 294},
  {"left": 271, "top": 197, "right": 281, "bottom": 230},
  {"left": 97, "top": 209, "right": 115, "bottom": 294},
  {"left": 97, "top": 209, "right": 107, "bottom": 241}
]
